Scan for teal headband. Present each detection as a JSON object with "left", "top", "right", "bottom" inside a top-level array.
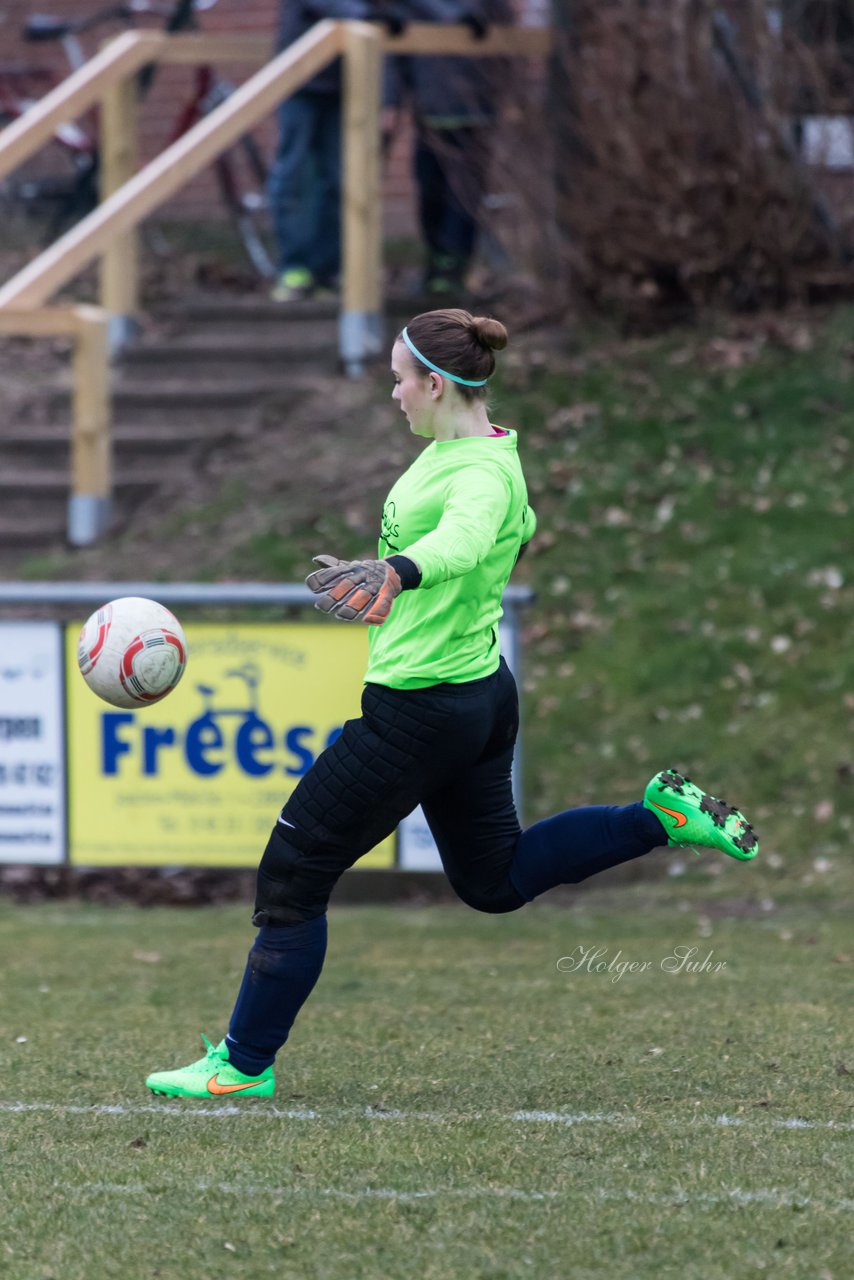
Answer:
[{"left": 401, "top": 327, "right": 489, "bottom": 387}]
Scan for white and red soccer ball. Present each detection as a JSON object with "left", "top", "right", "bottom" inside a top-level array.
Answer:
[{"left": 77, "top": 596, "right": 188, "bottom": 709}]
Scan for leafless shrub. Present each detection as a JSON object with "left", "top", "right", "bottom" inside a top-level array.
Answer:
[{"left": 494, "top": 0, "right": 854, "bottom": 317}]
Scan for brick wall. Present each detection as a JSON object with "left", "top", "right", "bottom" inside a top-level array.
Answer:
[{"left": 0, "top": 0, "right": 550, "bottom": 239}]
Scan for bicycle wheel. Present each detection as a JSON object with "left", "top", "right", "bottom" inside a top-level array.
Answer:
[
  {"left": 41, "top": 153, "right": 99, "bottom": 242},
  {"left": 214, "top": 132, "right": 277, "bottom": 279},
  {"left": 0, "top": 115, "right": 98, "bottom": 242}
]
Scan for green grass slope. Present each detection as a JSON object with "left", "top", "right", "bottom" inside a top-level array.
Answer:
[{"left": 12, "top": 306, "right": 854, "bottom": 892}]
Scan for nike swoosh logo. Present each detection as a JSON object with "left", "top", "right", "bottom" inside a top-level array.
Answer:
[
  {"left": 277, "top": 817, "right": 295, "bottom": 829},
  {"left": 207, "top": 1075, "right": 261, "bottom": 1095},
  {"left": 649, "top": 799, "right": 688, "bottom": 829}
]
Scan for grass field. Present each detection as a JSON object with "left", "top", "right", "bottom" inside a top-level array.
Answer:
[
  {"left": 0, "top": 888, "right": 850, "bottom": 1280},
  {"left": 5, "top": 301, "right": 854, "bottom": 1275}
]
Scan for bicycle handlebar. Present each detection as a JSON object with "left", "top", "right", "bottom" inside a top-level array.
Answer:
[{"left": 23, "top": 0, "right": 221, "bottom": 44}]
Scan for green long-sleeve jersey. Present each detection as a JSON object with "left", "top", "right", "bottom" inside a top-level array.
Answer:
[{"left": 366, "top": 428, "right": 536, "bottom": 689}]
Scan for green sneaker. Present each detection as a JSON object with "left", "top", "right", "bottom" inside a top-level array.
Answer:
[
  {"left": 145, "top": 1035, "right": 275, "bottom": 1099},
  {"left": 644, "top": 768, "right": 759, "bottom": 861},
  {"left": 270, "top": 267, "right": 315, "bottom": 302},
  {"left": 425, "top": 275, "right": 457, "bottom": 295}
]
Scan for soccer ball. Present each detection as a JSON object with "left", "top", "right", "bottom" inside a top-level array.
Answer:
[{"left": 77, "top": 597, "right": 188, "bottom": 709}]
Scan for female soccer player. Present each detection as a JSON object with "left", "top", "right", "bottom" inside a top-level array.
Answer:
[{"left": 146, "top": 308, "right": 758, "bottom": 1099}]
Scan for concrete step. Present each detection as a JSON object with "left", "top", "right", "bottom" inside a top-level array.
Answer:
[
  {"left": 166, "top": 322, "right": 339, "bottom": 350},
  {"left": 120, "top": 335, "right": 335, "bottom": 370},
  {"left": 164, "top": 317, "right": 337, "bottom": 349},
  {"left": 0, "top": 467, "right": 162, "bottom": 520},
  {"left": 2, "top": 297, "right": 336, "bottom": 551},
  {"left": 29, "top": 381, "right": 287, "bottom": 425},
  {"left": 0, "top": 467, "right": 165, "bottom": 491},
  {"left": 27, "top": 372, "right": 316, "bottom": 427},
  {"left": 0, "top": 514, "right": 67, "bottom": 550},
  {"left": 0, "top": 423, "right": 239, "bottom": 466},
  {"left": 159, "top": 294, "right": 413, "bottom": 326},
  {"left": 160, "top": 297, "right": 339, "bottom": 325},
  {"left": 113, "top": 374, "right": 320, "bottom": 403}
]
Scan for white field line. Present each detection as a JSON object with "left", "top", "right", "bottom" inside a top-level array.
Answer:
[
  {"left": 1, "top": 1100, "right": 853, "bottom": 1131},
  {"left": 46, "top": 1181, "right": 854, "bottom": 1212},
  {"left": 517, "top": 1110, "right": 854, "bottom": 1132},
  {"left": 602, "top": 1188, "right": 854, "bottom": 1212}
]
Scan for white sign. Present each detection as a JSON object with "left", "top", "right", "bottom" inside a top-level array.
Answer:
[
  {"left": 0, "top": 623, "right": 66, "bottom": 864},
  {"left": 801, "top": 116, "right": 854, "bottom": 169},
  {"left": 398, "top": 624, "right": 520, "bottom": 871},
  {"left": 398, "top": 806, "right": 441, "bottom": 870}
]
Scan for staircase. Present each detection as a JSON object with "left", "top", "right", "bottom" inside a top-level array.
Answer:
[{"left": 0, "top": 295, "right": 350, "bottom": 556}]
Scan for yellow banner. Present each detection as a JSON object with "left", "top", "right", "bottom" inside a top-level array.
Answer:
[{"left": 66, "top": 623, "right": 395, "bottom": 868}]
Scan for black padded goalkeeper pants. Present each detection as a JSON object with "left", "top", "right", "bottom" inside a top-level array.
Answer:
[{"left": 253, "top": 657, "right": 526, "bottom": 925}]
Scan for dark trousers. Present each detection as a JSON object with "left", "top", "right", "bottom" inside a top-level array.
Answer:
[
  {"left": 227, "top": 659, "right": 662, "bottom": 1072},
  {"left": 414, "top": 125, "right": 492, "bottom": 282},
  {"left": 253, "top": 659, "right": 659, "bottom": 926},
  {"left": 268, "top": 91, "right": 341, "bottom": 281}
]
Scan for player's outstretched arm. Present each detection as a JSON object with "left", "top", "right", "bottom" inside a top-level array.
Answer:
[{"left": 306, "top": 554, "right": 418, "bottom": 625}]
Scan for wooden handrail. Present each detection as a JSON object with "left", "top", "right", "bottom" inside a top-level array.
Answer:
[
  {"left": 0, "top": 305, "right": 101, "bottom": 338},
  {"left": 342, "top": 22, "right": 383, "bottom": 366},
  {"left": 159, "top": 33, "right": 272, "bottom": 64},
  {"left": 385, "top": 24, "right": 551, "bottom": 55},
  {"left": 0, "top": 31, "right": 164, "bottom": 183},
  {"left": 0, "top": 22, "right": 550, "bottom": 314},
  {"left": 0, "top": 21, "right": 552, "bottom": 542},
  {"left": 100, "top": 67, "right": 138, "bottom": 338},
  {"left": 0, "top": 307, "right": 111, "bottom": 546},
  {"left": 150, "top": 25, "right": 551, "bottom": 61},
  {"left": 0, "top": 20, "right": 343, "bottom": 310},
  {"left": 0, "top": 23, "right": 551, "bottom": 313},
  {"left": 0, "top": 23, "right": 550, "bottom": 185}
]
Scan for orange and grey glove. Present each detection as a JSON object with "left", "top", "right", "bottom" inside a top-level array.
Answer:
[{"left": 305, "top": 554, "right": 419, "bottom": 625}]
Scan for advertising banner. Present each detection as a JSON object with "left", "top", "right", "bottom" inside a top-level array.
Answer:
[
  {"left": 66, "top": 623, "right": 395, "bottom": 868},
  {"left": 0, "top": 623, "right": 66, "bottom": 865}
]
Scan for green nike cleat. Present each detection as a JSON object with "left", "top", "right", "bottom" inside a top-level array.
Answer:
[
  {"left": 644, "top": 768, "right": 759, "bottom": 861},
  {"left": 145, "top": 1034, "right": 275, "bottom": 1099}
]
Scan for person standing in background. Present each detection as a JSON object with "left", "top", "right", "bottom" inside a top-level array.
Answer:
[
  {"left": 270, "top": 0, "right": 404, "bottom": 301},
  {"left": 386, "top": 0, "right": 510, "bottom": 297}
]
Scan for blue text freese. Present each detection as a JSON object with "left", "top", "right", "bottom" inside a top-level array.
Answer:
[{"left": 101, "top": 711, "right": 343, "bottom": 777}]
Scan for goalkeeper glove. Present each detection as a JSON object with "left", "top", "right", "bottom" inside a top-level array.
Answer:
[{"left": 306, "top": 554, "right": 404, "bottom": 625}]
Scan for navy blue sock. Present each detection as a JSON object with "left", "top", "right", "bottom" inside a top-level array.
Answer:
[
  {"left": 509, "top": 802, "right": 667, "bottom": 902},
  {"left": 225, "top": 915, "right": 328, "bottom": 1076}
]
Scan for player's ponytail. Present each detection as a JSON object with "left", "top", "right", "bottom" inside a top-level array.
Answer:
[{"left": 401, "top": 308, "right": 508, "bottom": 399}]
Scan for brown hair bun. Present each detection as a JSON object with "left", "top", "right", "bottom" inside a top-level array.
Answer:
[{"left": 470, "top": 315, "right": 508, "bottom": 352}]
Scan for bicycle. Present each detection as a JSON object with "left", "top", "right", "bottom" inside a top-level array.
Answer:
[{"left": 0, "top": 0, "right": 277, "bottom": 277}]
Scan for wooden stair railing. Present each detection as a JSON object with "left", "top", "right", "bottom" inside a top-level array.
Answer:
[{"left": 0, "top": 22, "right": 551, "bottom": 545}]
